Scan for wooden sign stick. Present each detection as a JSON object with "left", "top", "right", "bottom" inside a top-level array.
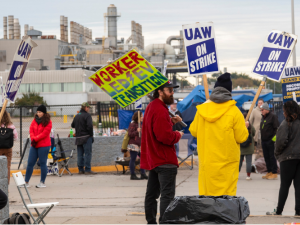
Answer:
[
  {"left": 138, "top": 110, "right": 141, "bottom": 138},
  {"left": 245, "top": 75, "right": 267, "bottom": 121},
  {"left": 0, "top": 99, "right": 8, "bottom": 123},
  {"left": 202, "top": 74, "right": 210, "bottom": 100}
]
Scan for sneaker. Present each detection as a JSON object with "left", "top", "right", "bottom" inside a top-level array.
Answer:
[
  {"left": 246, "top": 176, "right": 252, "bottom": 180},
  {"left": 266, "top": 209, "right": 282, "bottom": 215},
  {"left": 85, "top": 171, "right": 97, "bottom": 175},
  {"left": 20, "top": 183, "right": 30, "bottom": 188},
  {"left": 267, "top": 173, "right": 278, "bottom": 180},
  {"left": 295, "top": 213, "right": 300, "bottom": 217},
  {"left": 36, "top": 182, "right": 46, "bottom": 188},
  {"left": 262, "top": 172, "right": 272, "bottom": 179}
]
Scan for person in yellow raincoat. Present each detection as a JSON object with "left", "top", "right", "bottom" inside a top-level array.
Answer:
[{"left": 189, "top": 73, "right": 249, "bottom": 196}]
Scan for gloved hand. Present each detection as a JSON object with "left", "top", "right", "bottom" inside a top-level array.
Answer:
[{"left": 31, "top": 139, "right": 37, "bottom": 147}]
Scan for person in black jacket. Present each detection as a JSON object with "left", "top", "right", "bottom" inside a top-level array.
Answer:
[
  {"left": 266, "top": 101, "right": 300, "bottom": 216},
  {"left": 260, "top": 102, "right": 279, "bottom": 180},
  {"left": 0, "top": 188, "right": 7, "bottom": 210},
  {"left": 71, "top": 102, "right": 96, "bottom": 175},
  {"left": 169, "top": 100, "right": 183, "bottom": 156}
]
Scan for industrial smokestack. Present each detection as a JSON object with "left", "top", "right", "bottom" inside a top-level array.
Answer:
[
  {"left": 107, "top": 4, "right": 119, "bottom": 49},
  {"left": 64, "top": 16, "right": 68, "bottom": 42},
  {"left": 60, "top": 15, "right": 64, "bottom": 41},
  {"left": 14, "top": 18, "right": 19, "bottom": 39},
  {"left": 3, "top": 17, "right": 7, "bottom": 39},
  {"left": 24, "top": 24, "right": 29, "bottom": 36},
  {"left": 8, "top": 15, "right": 14, "bottom": 39}
]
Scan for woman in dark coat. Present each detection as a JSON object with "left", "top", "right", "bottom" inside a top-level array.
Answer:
[
  {"left": 128, "top": 111, "right": 148, "bottom": 180},
  {"left": 239, "top": 113, "right": 256, "bottom": 180},
  {"left": 266, "top": 101, "right": 300, "bottom": 216}
]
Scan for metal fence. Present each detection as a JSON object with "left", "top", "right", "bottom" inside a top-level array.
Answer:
[{"left": 6, "top": 100, "right": 284, "bottom": 158}]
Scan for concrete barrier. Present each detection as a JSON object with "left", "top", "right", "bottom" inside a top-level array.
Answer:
[
  {"left": 0, "top": 156, "right": 9, "bottom": 222},
  {"left": 22, "top": 136, "right": 124, "bottom": 170}
]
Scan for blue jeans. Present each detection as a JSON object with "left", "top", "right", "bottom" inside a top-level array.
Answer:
[
  {"left": 129, "top": 151, "right": 145, "bottom": 175},
  {"left": 25, "top": 146, "right": 50, "bottom": 183},
  {"left": 77, "top": 137, "right": 93, "bottom": 172}
]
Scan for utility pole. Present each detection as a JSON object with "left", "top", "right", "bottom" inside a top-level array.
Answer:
[{"left": 292, "top": 0, "right": 296, "bottom": 66}]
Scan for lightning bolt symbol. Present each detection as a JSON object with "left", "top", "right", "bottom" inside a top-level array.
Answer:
[{"left": 126, "top": 71, "right": 134, "bottom": 86}]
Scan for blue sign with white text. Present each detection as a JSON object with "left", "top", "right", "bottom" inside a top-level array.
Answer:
[
  {"left": 5, "top": 61, "right": 27, "bottom": 102},
  {"left": 186, "top": 39, "right": 218, "bottom": 75},
  {"left": 253, "top": 47, "right": 290, "bottom": 81}
]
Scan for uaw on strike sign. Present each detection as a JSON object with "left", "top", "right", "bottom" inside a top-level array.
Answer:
[
  {"left": 281, "top": 66, "right": 300, "bottom": 103},
  {"left": 182, "top": 22, "right": 219, "bottom": 75},
  {"left": 5, "top": 36, "right": 37, "bottom": 102},
  {"left": 252, "top": 30, "right": 297, "bottom": 82},
  {"left": 89, "top": 50, "right": 168, "bottom": 108}
]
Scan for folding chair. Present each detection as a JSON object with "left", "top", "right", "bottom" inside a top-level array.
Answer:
[
  {"left": 177, "top": 136, "right": 197, "bottom": 170},
  {"left": 12, "top": 172, "right": 59, "bottom": 224},
  {"left": 49, "top": 134, "right": 74, "bottom": 177}
]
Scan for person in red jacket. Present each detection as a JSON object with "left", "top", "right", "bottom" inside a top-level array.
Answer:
[
  {"left": 25, "top": 105, "right": 52, "bottom": 188},
  {"left": 141, "top": 81, "right": 184, "bottom": 224}
]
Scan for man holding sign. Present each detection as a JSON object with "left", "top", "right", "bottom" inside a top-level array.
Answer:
[
  {"left": 189, "top": 73, "right": 249, "bottom": 196},
  {"left": 141, "top": 81, "right": 184, "bottom": 224}
]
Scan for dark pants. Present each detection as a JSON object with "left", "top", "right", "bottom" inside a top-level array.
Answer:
[
  {"left": 129, "top": 151, "right": 145, "bottom": 175},
  {"left": 25, "top": 146, "right": 50, "bottom": 183},
  {"left": 145, "top": 167, "right": 177, "bottom": 224},
  {"left": 276, "top": 159, "right": 300, "bottom": 214},
  {"left": 0, "top": 188, "right": 7, "bottom": 210},
  {"left": 262, "top": 140, "right": 278, "bottom": 174},
  {"left": 239, "top": 154, "right": 252, "bottom": 173},
  {"left": 77, "top": 137, "right": 93, "bottom": 172}
]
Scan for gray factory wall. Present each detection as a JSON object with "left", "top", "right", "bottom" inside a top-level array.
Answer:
[{"left": 0, "top": 39, "right": 65, "bottom": 71}]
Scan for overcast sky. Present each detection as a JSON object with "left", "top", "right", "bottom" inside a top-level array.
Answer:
[{"left": 1, "top": 0, "right": 299, "bottom": 83}]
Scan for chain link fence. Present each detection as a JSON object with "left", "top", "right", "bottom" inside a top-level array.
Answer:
[{"left": 6, "top": 101, "right": 283, "bottom": 159}]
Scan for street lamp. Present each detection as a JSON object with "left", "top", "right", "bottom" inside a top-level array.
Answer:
[{"left": 292, "top": 0, "right": 296, "bottom": 66}]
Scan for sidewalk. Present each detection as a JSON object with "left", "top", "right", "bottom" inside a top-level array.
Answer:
[{"left": 7, "top": 159, "right": 300, "bottom": 224}]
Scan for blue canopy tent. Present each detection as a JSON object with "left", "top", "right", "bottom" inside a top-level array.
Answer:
[
  {"left": 177, "top": 85, "right": 212, "bottom": 113},
  {"left": 117, "top": 109, "right": 145, "bottom": 130},
  {"left": 233, "top": 92, "right": 273, "bottom": 107}
]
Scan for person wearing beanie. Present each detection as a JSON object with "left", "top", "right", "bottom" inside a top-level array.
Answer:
[
  {"left": 260, "top": 102, "right": 279, "bottom": 180},
  {"left": 25, "top": 105, "right": 52, "bottom": 188},
  {"left": 189, "top": 72, "right": 249, "bottom": 196}
]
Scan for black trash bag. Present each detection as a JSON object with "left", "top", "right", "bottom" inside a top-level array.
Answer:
[{"left": 161, "top": 195, "right": 250, "bottom": 224}]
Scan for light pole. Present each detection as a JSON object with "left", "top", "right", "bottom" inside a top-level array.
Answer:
[{"left": 292, "top": 0, "right": 296, "bottom": 66}]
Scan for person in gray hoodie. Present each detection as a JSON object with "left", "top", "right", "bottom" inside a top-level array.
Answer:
[{"left": 266, "top": 101, "right": 300, "bottom": 216}]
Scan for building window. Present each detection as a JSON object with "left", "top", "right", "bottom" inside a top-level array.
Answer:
[
  {"left": 42, "top": 84, "right": 50, "bottom": 92},
  {"left": 50, "top": 83, "right": 61, "bottom": 92}
]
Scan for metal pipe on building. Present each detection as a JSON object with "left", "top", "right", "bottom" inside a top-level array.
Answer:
[
  {"left": 8, "top": 15, "right": 14, "bottom": 39},
  {"left": 24, "top": 24, "right": 29, "bottom": 36},
  {"left": 107, "top": 4, "right": 118, "bottom": 49},
  {"left": 3, "top": 17, "right": 7, "bottom": 39}
]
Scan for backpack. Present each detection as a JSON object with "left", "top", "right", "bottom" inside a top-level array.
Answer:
[
  {"left": 121, "top": 131, "right": 130, "bottom": 153},
  {"left": 3, "top": 213, "right": 31, "bottom": 224},
  {"left": 240, "top": 130, "right": 252, "bottom": 148}
]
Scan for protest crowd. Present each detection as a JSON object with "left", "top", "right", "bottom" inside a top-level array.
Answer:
[{"left": 1, "top": 23, "right": 300, "bottom": 224}]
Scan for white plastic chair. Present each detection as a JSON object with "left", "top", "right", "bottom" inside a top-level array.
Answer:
[{"left": 12, "top": 172, "right": 59, "bottom": 224}]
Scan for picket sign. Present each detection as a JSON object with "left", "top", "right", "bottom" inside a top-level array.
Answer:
[
  {"left": 182, "top": 22, "right": 219, "bottom": 100},
  {"left": 246, "top": 30, "right": 297, "bottom": 121},
  {"left": 0, "top": 36, "right": 37, "bottom": 122}
]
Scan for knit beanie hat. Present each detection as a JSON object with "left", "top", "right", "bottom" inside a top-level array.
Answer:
[
  {"left": 37, "top": 105, "right": 47, "bottom": 114},
  {"left": 214, "top": 72, "right": 232, "bottom": 93},
  {"left": 260, "top": 102, "right": 270, "bottom": 111}
]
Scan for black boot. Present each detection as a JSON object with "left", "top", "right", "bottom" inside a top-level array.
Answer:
[
  {"left": 140, "top": 173, "right": 148, "bottom": 180},
  {"left": 130, "top": 174, "right": 141, "bottom": 180}
]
